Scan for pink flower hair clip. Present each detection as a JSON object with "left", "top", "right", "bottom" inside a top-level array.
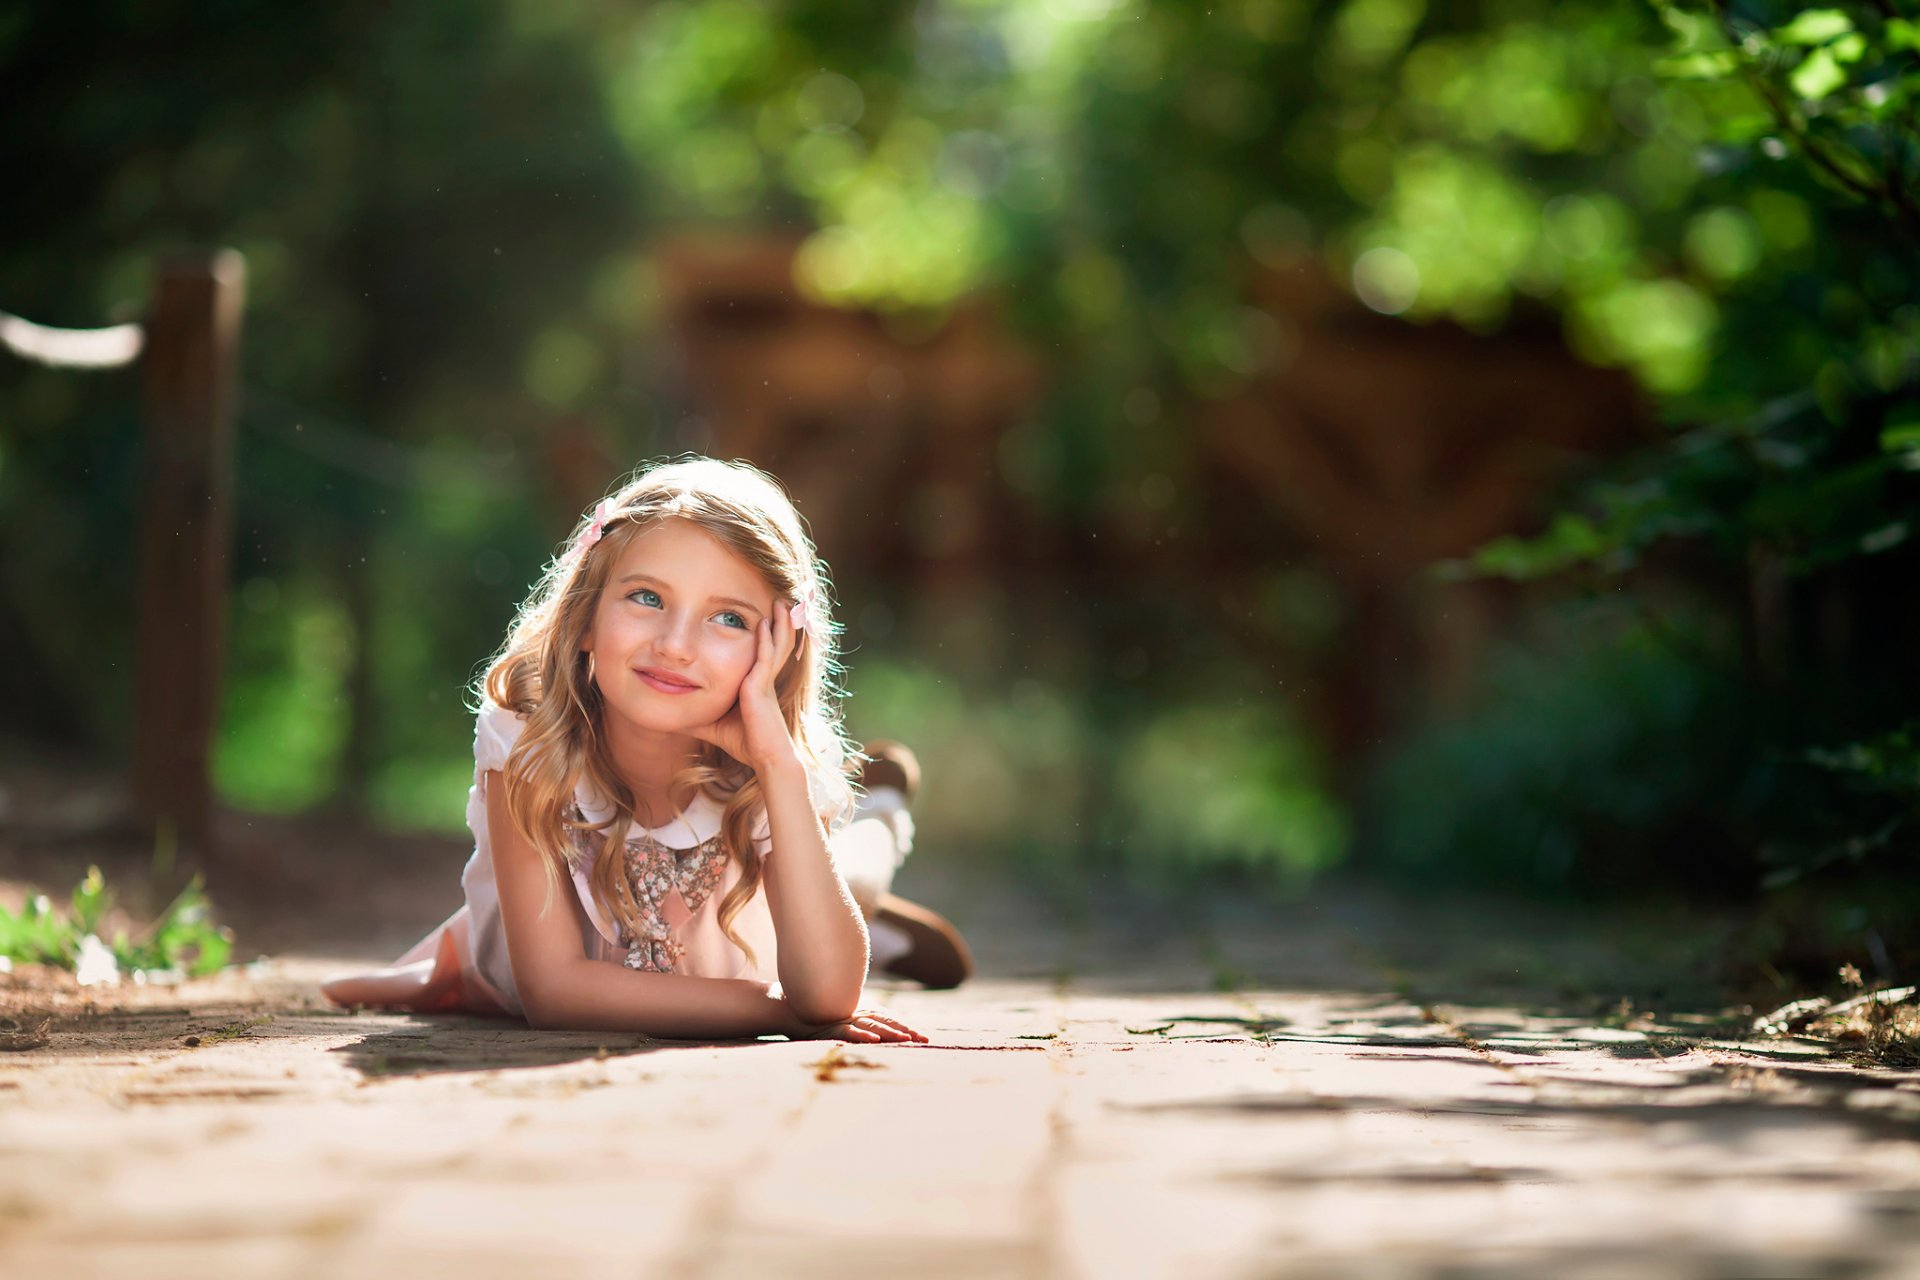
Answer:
[
  {"left": 788, "top": 583, "right": 818, "bottom": 634},
  {"left": 572, "top": 499, "right": 618, "bottom": 561}
]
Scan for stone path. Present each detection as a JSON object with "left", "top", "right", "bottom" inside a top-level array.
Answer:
[{"left": 3, "top": 875, "right": 1920, "bottom": 1279}]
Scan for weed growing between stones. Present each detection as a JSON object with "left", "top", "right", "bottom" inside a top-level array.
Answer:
[{"left": 0, "top": 866, "right": 233, "bottom": 984}]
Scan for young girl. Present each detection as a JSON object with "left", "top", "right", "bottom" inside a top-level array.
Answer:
[{"left": 322, "top": 457, "right": 968, "bottom": 1043}]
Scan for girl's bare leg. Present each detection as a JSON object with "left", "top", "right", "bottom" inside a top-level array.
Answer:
[
  {"left": 320, "top": 959, "right": 442, "bottom": 1008},
  {"left": 835, "top": 741, "right": 973, "bottom": 989}
]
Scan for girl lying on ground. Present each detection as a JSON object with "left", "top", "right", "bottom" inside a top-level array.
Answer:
[{"left": 322, "top": 456, "right": 971, "bottom": 1042}]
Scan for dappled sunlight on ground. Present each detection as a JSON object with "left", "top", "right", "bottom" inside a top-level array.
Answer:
[{"left": 4, "top": 828, "right": 1920, "bottom": 1277}]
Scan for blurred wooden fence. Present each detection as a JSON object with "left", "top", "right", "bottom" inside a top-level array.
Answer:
[{"left": 0, "top": 250, "right": 246, "bottom": 858}]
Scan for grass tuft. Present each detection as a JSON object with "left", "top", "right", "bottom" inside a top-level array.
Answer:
[{"left": 0, "top": 867, "right": 234, "bottom": 981}]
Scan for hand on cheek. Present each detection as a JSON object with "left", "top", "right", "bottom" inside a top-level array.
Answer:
[{"left": 692, "top": 610, "right": 800, "bottom": 771}]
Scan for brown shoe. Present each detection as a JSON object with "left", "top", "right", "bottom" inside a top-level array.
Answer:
[{"left": 873, "top": 892, "right": 973, "bottom": 990}]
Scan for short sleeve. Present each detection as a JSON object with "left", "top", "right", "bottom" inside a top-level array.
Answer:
[
  {"left": 751, "top": 820, "right": 773, "bottom": 862},
  {"left": 473, "top": 701, "right": 527, "bottom": 775},
  {"left": 807, "top": 758, "right": 856, "bottom": 836}
]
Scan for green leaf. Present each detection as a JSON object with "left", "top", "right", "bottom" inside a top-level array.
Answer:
[
  {"left": 1860, "top": 523, "right": 1910, "bottom": 555},
  {"left": 138, "top": 875, "right": 235, "bottom": 976},
  {"left": 69, "top": 865, "right": 110, "bottom": 936},
  {"left": 1469, "top": 512, "right": 1615, "bottom": 580},
  {"left": 1888, "top": 19, "right": 1920, "bottom": 52},
  {"left": 1807, "top": 724, "right": 1920, "bottom": 790},
  {"left": 1790, "top": 48, "right": 1847, "bottom": 99},
  {"left": 1657, "top": 3, "right": 1729, "bottom": 53},
  {"left": 188, "top": 929, "right": 234, "bottom": 977},
  {"left": 1883, "top": 412, "right": 1920, "bottom": 470},
  {"left": 1774, "top": 10, "right": 1853, "bottom": 45},
  {"left": 1862, "top": 78, "right": 1911, "bottom": 121},
  {"left": 1713, "top": 110, "right": 1778, "bottom": 142},
  {"left": 2, "top": 870, "right": 233, "bottom": 977},
  {"left": 0, "top": 892, "right": 77, "bottom": 967},
  {"left": 1657, "top": 51, "right": 1740, "bottom": 80}
]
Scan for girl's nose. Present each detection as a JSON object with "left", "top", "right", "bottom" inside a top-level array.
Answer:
[{"left": 654, "top": 612, "right": 698, "bottom": 662}]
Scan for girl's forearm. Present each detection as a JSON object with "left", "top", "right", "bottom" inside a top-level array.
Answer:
[
  {"left": 758, "top": 755, "right": 869, "bottom": 1021},
  {"left": 519, "top": 961, "right": 815, "bottom": 1038}
]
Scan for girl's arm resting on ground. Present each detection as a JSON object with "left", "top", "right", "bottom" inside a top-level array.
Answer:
[
  {"left": 486, "top": 771, "right": 814, "bottom": 1038},
  {"left": 523, "top": 962, "right": 811, "bottom": 1038},
  {"left": 757, "top": 754, "right": 869, "bottom": 1024}
]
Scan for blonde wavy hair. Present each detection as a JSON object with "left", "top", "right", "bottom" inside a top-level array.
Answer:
[{"left": 479, "top": 456, "right": 855, "bottom": 970}]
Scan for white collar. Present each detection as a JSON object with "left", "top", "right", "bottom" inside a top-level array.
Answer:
[
  {"left": 574, "top": 781, "right": 723, "bottom": 849},
  {"left": 568, "top": 787, "right": 727, "bottom": 949}
]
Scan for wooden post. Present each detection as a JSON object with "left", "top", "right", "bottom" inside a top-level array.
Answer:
[{"left": 132, "top": 251, "right": 245, "bottom": 859}]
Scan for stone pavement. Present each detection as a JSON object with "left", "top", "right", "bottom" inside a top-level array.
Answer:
[{"left": 3, "top": 875, "right": 1920, "bottom": 1279}]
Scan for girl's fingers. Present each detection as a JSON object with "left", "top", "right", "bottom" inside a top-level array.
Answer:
[
  {"left": 823, "top": 1013, "right": 920, "bottom": 1044},
  {"left": 761, "top": 616, "right": 788, "bottom": 688},
  {"left": 753, "top": 618, "right": 773, "bottom": 683},
  {"left": 755, "top": 613, "right": 784, "bottom": 693},
  {"left": 689, "top": 712, "right": 749, "bottom": 763},
  {"left": 775, "top": 601, "right": 798, "bottom": 668},
  {"left": 853, "top": 1013, "right": 926, "bottom": 1042}
]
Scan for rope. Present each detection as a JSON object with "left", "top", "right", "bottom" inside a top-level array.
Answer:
[{"left": 0, "top": 310, "right": 144, "bottom": 369}]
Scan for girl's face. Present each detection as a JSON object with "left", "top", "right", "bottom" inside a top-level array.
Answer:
[{"left": 581, "top": 518, "right": 779, "bottom": 740}]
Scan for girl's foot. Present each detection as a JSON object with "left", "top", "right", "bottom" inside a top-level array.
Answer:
[{"left": 871, "top": 891, "right": 973, "bottom": 990}]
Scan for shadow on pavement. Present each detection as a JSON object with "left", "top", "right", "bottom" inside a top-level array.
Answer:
[
  {"left": 1131, "top": 1077, "right": 1920, "bottom": 1143},
  {"left": 329, "top": 1022, "right": 762, "bottom": 1078}
]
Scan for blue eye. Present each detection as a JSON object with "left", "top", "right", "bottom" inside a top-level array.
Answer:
[
  {"left": 630, "top": 588, "right": 662, "bottom": 608},
  {"left": 715, "top": 610, "right": 748, "bottom": 630}
]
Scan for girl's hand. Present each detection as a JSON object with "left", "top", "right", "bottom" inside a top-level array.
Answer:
[
  {"left": 690, "top": 604, "right": 799, "bottom": 771},
  {"left": 802, "top": 1006, "right": 929, "bottom": 1044}
]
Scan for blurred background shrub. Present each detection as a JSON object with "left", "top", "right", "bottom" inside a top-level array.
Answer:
[{"left": 1, "top": 0, "right": 1914, "bottom": 973}]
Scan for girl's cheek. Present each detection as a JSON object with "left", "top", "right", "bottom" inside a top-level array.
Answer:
[
  {"left": 721, "top": 641, "right": 756, "bottom": 680},
  {"left": 703, "top": 664, "right": 748, "bottom": 708}
]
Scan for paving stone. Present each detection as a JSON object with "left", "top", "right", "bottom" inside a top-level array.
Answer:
[{"left": 4, "top": 891, "right": 1920, "bottom": 1278}]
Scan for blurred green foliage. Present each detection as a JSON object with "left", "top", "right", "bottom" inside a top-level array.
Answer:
[
  {"left": 0, "top": 0, "right": 1914, "bottom": 919},
  {"left": 1112, "top": 700, "right": 1349, "bottom": 885},
  {"left": 589, "top": 0, "right": 1869, "bottom": 404},
  {"left": 1, "top": 0, "right": 633, "bottom": 820},
  {"left": 846, "top": 653, "right": 1346, "bottom": 890},
  {"left": 0, "top": 867, "right": 233, "bottom": 978},
  {"left": 1423, "top": 0, "right": 1918, "bottom": 962},
  {"left": 1370, "top": 607, "right": 1756, "bottom": 892}
]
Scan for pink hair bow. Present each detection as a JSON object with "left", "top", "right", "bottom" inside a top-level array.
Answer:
[
  {"left": 574, "top": 499, "right": 618, "bottom": 558},
  {"left": 789, "top": 583, "right": 818, "bottom": 633}
]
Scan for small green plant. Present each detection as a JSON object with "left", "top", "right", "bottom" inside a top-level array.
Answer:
[
  {"left": 0, "top": 867, "right": 234, "bottom": 980},
  {"left": 207, "top": 1014, "right": 274, "bottom": 1041}
]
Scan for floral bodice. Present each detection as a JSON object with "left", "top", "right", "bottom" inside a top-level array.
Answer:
[{"left": 568, "top": 815, "right": 732, "bottom": 974}]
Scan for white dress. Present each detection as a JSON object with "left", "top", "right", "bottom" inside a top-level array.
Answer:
[{"left": 331, "top": 701, "right": 876, "bottom": 1018}]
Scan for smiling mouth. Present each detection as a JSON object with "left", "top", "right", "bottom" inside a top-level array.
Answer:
[{"left": 635, "top": 668, "right": 701, "bottom": 694}]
